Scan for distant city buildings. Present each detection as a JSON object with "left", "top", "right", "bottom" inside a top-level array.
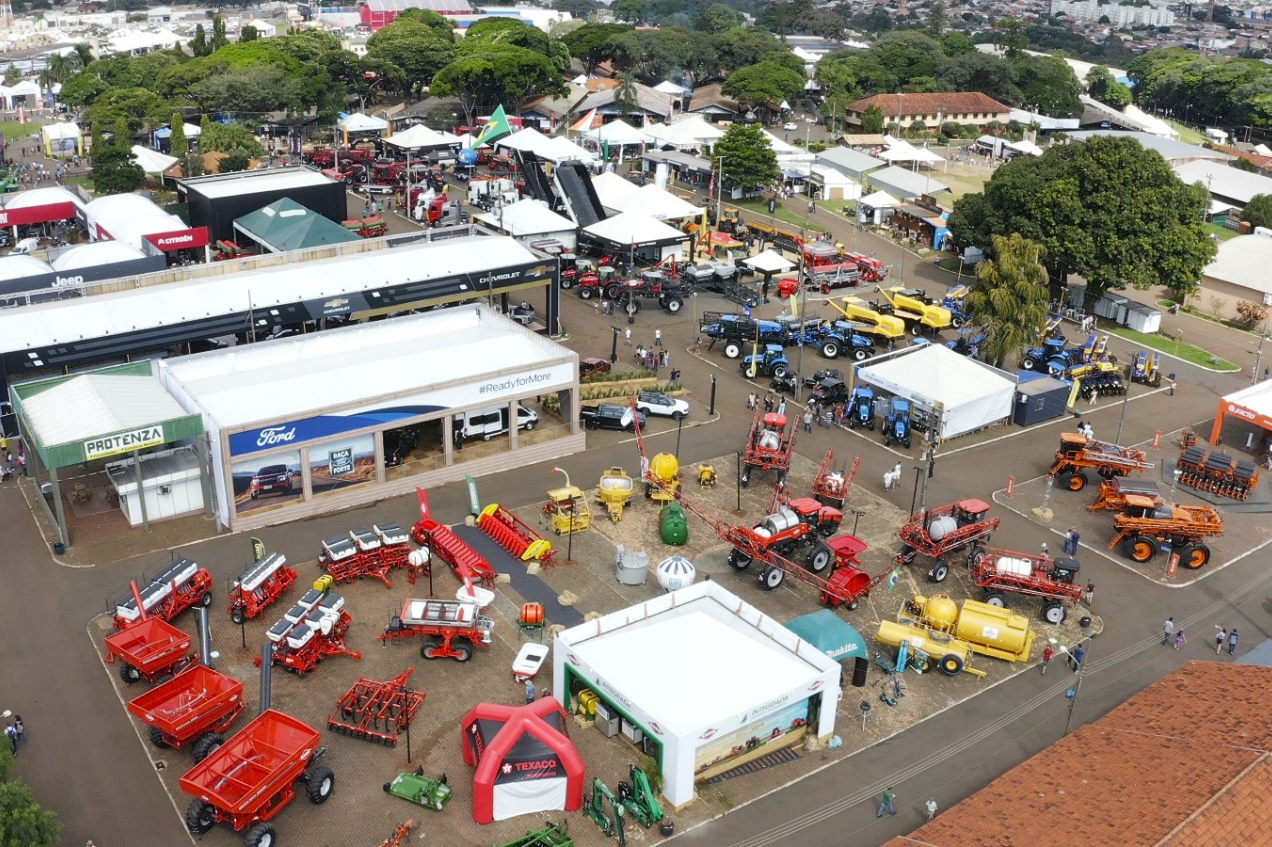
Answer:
[{"left": 1050, "top": 0, "right": 1176, "bottom": 26}]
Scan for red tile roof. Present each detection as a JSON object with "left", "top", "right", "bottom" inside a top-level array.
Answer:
[
  {"left": 886, "top": 662, "right": 1272, "bottom": 847},
  {"left": 847, "top": 92, "right": 1011, "bottom": 117}
]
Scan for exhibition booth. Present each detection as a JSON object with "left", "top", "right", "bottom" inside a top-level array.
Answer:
[
  {"left": 553, "top": 581, "right": 840, "bottom": 808},
  {"left": 157, "top": 304, "right": 583, "bottom": 531}
]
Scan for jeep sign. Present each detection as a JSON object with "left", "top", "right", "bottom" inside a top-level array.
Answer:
[{"left": 84, "top": 425, "right": 166, "bottom": 460}]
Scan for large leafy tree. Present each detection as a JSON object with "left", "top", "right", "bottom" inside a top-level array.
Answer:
[
  {"left": 936, "top": 52, "right": 1020, "bottom": 105},
  {"left": 696, "top": 3, "right": 740, "bottom": 33},
  {"left": 948, "top": 136, "right": 1216, "bottom": 297},
  {"left": 169, "top": 112, "right": 188, "bottom": 159},
  {"left": 92, "top": 146, "right": 146, "bottom": 194},
  {"left": 0, "top": 764, "right": 61, "bottom": 847},
  {"left": 561, "top": 22, "right": 631, "bottom": 75},
  {"left": 1012, "top": 54, "right": 1082, "bottom": 118},
  {"left": 964, "top": 234, "right": 1050, "bottom": 367},
  {"left": 723, "top": 58, "right": 806, "bottom": 111},
  {"left": 432, "top": 45, "right": 564, "bottom": 124},
  {"left": 1241, "top": 194, "right": 1272, "bottom": 230},
  {"left": 200, "top": 121, "right": 265, "bottom": 157},
  {"left": 714, "top": 123, "right": 779, "bottom": 193},
  {"left": 462, "top": 18, "right": 571, "bottom": 71},
  {"left": 366, "top": 18, "right": 457, "bottom": 98},
  {"left": 713, "top": 26, "right": 782, "bottom": 74}
]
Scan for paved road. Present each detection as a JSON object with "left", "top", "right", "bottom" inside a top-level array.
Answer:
[{"left": 2, "top": 165, "right": 1262, "bottom": 846}]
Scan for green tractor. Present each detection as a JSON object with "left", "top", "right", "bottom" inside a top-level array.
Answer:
[{"left": 383, "top": 766, "right": 452, "bottom": 811}]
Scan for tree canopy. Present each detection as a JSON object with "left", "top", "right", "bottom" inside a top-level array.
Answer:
[
  {"left": 1241, "top": 194, "right": 1272, "bottom": 230},
  {"left": 432, "top": 45, "right": 564, "bottom": 125},
  {"left": 1127, "top": 49, "right": 1272, "bottom": 128},
  {"left": 722, "top": 56, "right": 806, "bottom": 109},
  {"left": 947, "top": 136, "right": 1216, "bottom": 297},
  {"left": 714, "top": 123, "right": 779, "bottom": 193},
  {"left": 964, "top": 234, "right": 1050, "bottom": 368}
]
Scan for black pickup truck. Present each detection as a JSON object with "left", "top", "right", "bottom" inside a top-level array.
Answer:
[{"left": 580, "top": 403, "right": 647, "bottom": 432}]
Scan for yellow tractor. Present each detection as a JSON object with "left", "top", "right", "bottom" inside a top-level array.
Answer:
[
  {"left": 596, "top": 467, "right": 634, "bottom": 522},
  {"left": 544, "top": 468, "right": 591, "bottom": 535},
  {"left": 828, "top": 297, "right": 906, "bottom": 341},
  {"left": 873, "top": 286, "right": 953, "bottom": 335}
]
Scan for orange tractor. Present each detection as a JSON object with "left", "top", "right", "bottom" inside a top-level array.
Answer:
[
  {"left": 1108, "top": 494, "right": 1223, "bottom": 569},
  {"left": 1051, "top": 432, "right": 1153, "bottom": 491}
]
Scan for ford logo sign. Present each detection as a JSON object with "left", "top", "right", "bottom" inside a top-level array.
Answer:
[{"left": 256, "top": 426, "right": 297, "bottom": 447}]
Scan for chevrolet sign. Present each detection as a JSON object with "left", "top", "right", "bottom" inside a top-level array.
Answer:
[{"left": 84, "top": 425, "right": 166, "bottom": 460}]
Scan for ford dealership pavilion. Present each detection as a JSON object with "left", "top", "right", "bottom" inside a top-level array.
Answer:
[{"left": 157, "top": 304, "right": 582, "bottom": 531}]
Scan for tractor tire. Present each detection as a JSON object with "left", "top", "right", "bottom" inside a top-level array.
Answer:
[
  {"left": 745, "top": 365, "right": 758, "bottom": 378},
  {"left": 772, "top": 364, "right": 789, "bottom": 379},
  {"left": 149, "top": 725, "right": 169, "bottom": 749},
  {"left": 420, "top": 638, "right": 443, "bottom": 659},
  {"left": 230, "top": 606, "right": 246, "bottom": 626},
  {"left": 1122, "top": 535, "right": 1156, "bottom": 563},
  {"left": 968, "top": 546, "right": 987, "bottom": 568},
  {"left": 665, "top": 297, "right": 683, "bottom": 313},
  {"left": 452, "top": 644, "right": 473, "bottom": 662},
  {"left": 305, "top": 765, "right": 335, "bottom": 804},
  {"left": 897, "top": 545, "right": 917, "bottom": 565},
  {"left": 724, "top": 342, "right": 742, "bottom": 359},
  {"left": 938, "top": 653, "right": 964, "bottom": 676},
  {"left": 1043, "top": 602, "right": 1067, "bottom": 624},
  {"left": 867, "top": 418, "right": 875, "bottom": 431},
  {"left": 244, "top": 821, "right": 277, "bottom": 847},
  {"left": 760, "top": 565, "right": 785, "bottom": 591},
  {"left": 626, "top": 300, "right": 641, "bottom": 315},
  {"left": 929, "top": 561, "right": 950, "bottom": 583},
  {"left": 729, "top": 549, "right": 753, "bottom": 571},
  {"left": 120, "top": 662, "right": 142, "bottom": 684},
  {"left": 807, "top": 542, "right": 832, "bottom": 573},
  {"left": 1183, "top": 543, "right": 1210, "bottom": 569},
  {"left": 821, "top": 341, "right": 840, "bottom": 359},
  {"left": 909, "top": 323, "right": 922, "bottom": 337},
  {"left": 186, "top": 799, "right": 217, "bottom": 835},
  {"left": 605, "top": 284, "right": 623, "bottom": 300},
  {"left": 883, "top": 433, "right": 891, "bottom": 447},
  {"left": 200, "top": 591, "right": 214, "bottom": 607},
  {"left": 854, "top": 348, "right": 870, "bottom": 361},
  {"left": 191, "top": 732, "right": 225, "bottom": 764},
  {"left": 950, "top": 316, "right": 964, "bottom": 329},
  {"left": 984, "top": 591, "right": 1006, "bottom": 608},
  {"left": 1063, "top": 471, "right": 1088, "bottom": 492},
  {"left": 579, "top": 287, "right": 594, "bottom": 300},
  {"left": 1022, "top": 358, "right": 1037, "bottom": 370},
  {"left": 903, "top": 438, "right": 911, "bottom": 449}
]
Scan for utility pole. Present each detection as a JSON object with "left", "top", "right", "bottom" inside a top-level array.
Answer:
[{"left": 715, "top": 155, "right": 726, "bottom": 231}]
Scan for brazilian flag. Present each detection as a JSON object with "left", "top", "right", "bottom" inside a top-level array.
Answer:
[{"left": 475, "top": 104, "right": 513, "bottom": 147}]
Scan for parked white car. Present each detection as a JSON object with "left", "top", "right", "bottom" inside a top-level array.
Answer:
[
  {"left": 783, "top": 122, "right": 799, "bottom": 132},
  {"left": 636, "top": 390, "right": 690, "bottom": 421}
]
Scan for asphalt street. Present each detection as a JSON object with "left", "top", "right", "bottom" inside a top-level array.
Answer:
[{"left": 1, "top": 178, "right": 1263, "bottom": 846}]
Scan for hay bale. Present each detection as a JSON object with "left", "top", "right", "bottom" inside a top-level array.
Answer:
[
  {"left": 1031, "top": 507, "right": 1054, "bottom": 522},
  {"left": 547, "top": 624, "right": 566, "bottom": 639},
  {"left": 584, "top": 611, "right": 603, "bottom": 622},
  {"left": 525, "top": 561, "right": 542, "bottom": 576},
  {"left": 494, "top": 573, "right": 512, "bottom": 585},
  {"left": 558, "top": 590, "right": 579, "bottom": 607}
]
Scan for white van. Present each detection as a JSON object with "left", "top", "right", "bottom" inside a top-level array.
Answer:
[{"left": 453, "top": 404, "right": 538, "bottom": 444}]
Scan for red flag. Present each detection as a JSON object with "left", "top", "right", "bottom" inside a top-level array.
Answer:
[{"left": 415, "top": 487, "right": 431, "bottom": 521}]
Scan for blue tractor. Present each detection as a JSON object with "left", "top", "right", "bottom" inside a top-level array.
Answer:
[
  {"left": 883, "top": 398, "right": 912, "bottom": 448},
  {"left": 847, "top": 386, "right": 876, "bottom": 430},
  {"left": 941, "top": 284, "right": 970, "bottom": 329},
  {"left": 742, "top": 344, "right": 791, "bottom": 378},
  {"left": 819, "top": 321, "right": 877, "bottom": 361},
  {"left": 946, "top": 330, "right": 986, "bottom": 358}
]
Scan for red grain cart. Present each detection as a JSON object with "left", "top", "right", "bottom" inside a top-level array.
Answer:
[
  {"left": 113, "top": 558, "right": 214, "bottom": 630},
  {"left": 127, "top": 665, "right": 246, "bottom": 760},
  {"left": 105, "top": 616, "right": 197, "bottom": 684},
  {"left": 896, "top": 499, "right": 999, "bottom": 583},
  {"left": 181, "top": 709, "right": 333, "bottom": 846},
  {"left": 229, "top": 552, "right": 298, "bottom": 625}
]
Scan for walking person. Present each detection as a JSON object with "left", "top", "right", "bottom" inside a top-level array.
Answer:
[
  {"left": 1168, "top": 376, "right": 1177, "bottom": 397},
  {"left": 12, "top": 715, "right": 23, "bottom": 746},
  {"left": 1217, "top": 627, "right": 1227, "bottom": 655},
  {"left": 1041, "top": 645, "right": 1054, "bottom": 675},
  {"left": 524, "top": 679, "right": 536, "bottom": 704},
  {"left": 777, "top": 398, "right": 787, "bottom": 416},
  {"left": 1229, "top": 628, "right": 1239, "bottom": 656},
  {"left": 877, "top": 787, "right": 897, "bottom": 817},
  {"left": 925, "top": 798, "right": 938, "bottom": 822},
  {"left": 803, "top": 410, "right": 813, "bottom": 433},
  {"left": 1072, "top": 643, "right": 1086, "bottom": 673},
  {"left": 654, "top": 328, "right": 663, "bottom": 347},
  {"left": 1163, "top": 617, "right": 1174, "bottom": 646},
  {"left": 624, "top": 327, "right": 632, "bottom": 346},
  {"left": 1063, "top": 528, "right": 1075, "bottom": 555},
  {"left": 1083, "top": 580, "right": 1095, "bottom": 605},
  {"left": 1039, "top": 541, "right": 1049, "bottom": 560},
  {"left": 1174, "top": 630, "right": 1187, "bottom": 651}
]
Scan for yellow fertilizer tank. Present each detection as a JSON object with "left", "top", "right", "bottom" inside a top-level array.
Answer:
[
  {"left": 646, "top": 452, "right": 680, "bottom": 502},
  {"left": 907, "top": 594, "right": 1035, "bottom": 663},
  {"left": 875, "top": 620, "right": 982, "bottom": 677}
]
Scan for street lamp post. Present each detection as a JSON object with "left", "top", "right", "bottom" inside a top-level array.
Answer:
[
  {"left": 1115, "top": 351, "right": 1134, "bottom": 445},
  {"left": 715, "top": 155, "right": 726, "bottom": 232},
  {"left": 1050, "top": 637, "right": 1088, "bottom": 736}
]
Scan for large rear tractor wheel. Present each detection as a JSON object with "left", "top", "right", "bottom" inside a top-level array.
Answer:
[
  {"left": 772, "top": 365, "right": 789, "bottom": 379},
  {"left": 929, "top": 560, "right": 949, "bottom": 583},
  {"left": 821, "top": 341, "right": 840, "bottom": 359},
  {"left": 938, "top": 654, "right": 964, "bottom": 676},
  {"left": 1122, "top": 535, "right": 1156, "bottom": 563},
  {"left": 190, "top": 732, "right": 225, "bottom": 764},
  {"left": 186, "top": 799, "right": 217, "bottom": 835},
  {"left": 1043, "top": 602, "right": 1067, "bottom": 624},
  {"left": 807, "top": 542, "right": 832, "bottom": 573},
  {"left": 854, "top": 348, "right": 870, "bottom": 361},
  {"left": 745, "top": 365, "right": 758, "bottom": 378},
  {"left": 244, "top": 821, "right": 277, "bottom": 847},
  {"left": 305, "top": 765, "right": 335, "bottom": 804},
  {"left": 1183, "top": 543, "right": 1210, "bottom": 569},
  {"left": 579, "top": 287, "right": 594, "bottom": 300},
  {"left": 664, "top": 297, "right": 683, "bottom": 313},
  {"left": 760, "top": 565, "right": 785, "bottom": 590}
]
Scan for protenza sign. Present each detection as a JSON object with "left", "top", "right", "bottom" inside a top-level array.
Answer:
[{"left": 84, "top": 425, "right": 166, "bottom": 460}]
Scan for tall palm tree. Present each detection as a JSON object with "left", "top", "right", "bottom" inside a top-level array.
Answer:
[{"left": 71, "top": 43, "right": 94, "bottom": 68}]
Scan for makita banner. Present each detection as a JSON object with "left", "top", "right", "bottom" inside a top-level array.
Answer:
[
  {"left": 143, "top": 226, "right": 210, "bottom": 252},
  {"left": 0, "top": 201, "right": 77, "bottom": 227}
]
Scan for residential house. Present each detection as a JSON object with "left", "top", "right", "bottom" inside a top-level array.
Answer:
[
  {"left": 845, "top": 92, "right": 1011, "bottom": 130},
  {"left": 687, "top": 84, "right": 738, "bottom": 124},
  {"left": 573, "top": 80, "right": 673, "bottom": 126}
]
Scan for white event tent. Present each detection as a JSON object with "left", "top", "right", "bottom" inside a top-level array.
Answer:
[{"left": 130, "top": 145, "right": 178, "bottom": 176}]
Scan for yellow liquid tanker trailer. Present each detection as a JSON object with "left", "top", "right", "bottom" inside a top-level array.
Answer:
[{"left": 905, "top": 594, "right": 1035, "bottom": 663}]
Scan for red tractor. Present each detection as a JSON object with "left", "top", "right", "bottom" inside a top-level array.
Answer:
[
  {"left": 181, "top": 709, "right": 333, "bottom": 846},
  {"left": 609, "top": 270, "right": 690, "bottom": 314},
  {"left": 896, "top": 499, "right": 1000, "bottom": 583},
  {"left": 740, "top": 408, "right": 797, "bottom": 487},
  {"left": 966, "top": 545, "right": 1082, "bottom": 623}
]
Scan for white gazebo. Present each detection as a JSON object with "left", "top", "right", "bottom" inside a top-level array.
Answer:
[
  {"left": 475, "top": 199, "right": 578, "bottom": 249},
  {"left": 584, "top": 119, "right": 654, "bottom": 147},
  {"left": 583, "top": 211, "right": 689, "bottom": 261},
  {"left": 41, "top": 121, "right": 82, "bottom": 156},
  {"left": 130, "top": 145, "right": 178, "bottom": 176},
  {"left": 338, "top": 112, "right": 389, "bottom": 143},
  {"left": 618, "top": 184, "right": 702, "bottom": 221},
  {"left": 385, "top": 124, "right": 457, "bottom": 150},
  {"left": 592, "top": 171, "right": 641, "bottom": 212}
]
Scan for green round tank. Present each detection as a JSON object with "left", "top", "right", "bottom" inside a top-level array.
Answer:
[{"left": 660, "top": 503, "right": 689, "bottom": 546}]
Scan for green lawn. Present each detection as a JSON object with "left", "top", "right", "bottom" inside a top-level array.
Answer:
[
  {"left": 1207, "top": 221, "right": 1240, "bottom": 241},
  {"left": 732, "top": 200, "right": 818, "bottom": 232},
  {"left": 0, "top": 121, "right": 41, "bottom": 142},
  {"left": 1167, "top": 120, "right": 1206, "bottom": 146},
  {"left": 1103, "top": 324, "right": 1239, "bottom": 371}
]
